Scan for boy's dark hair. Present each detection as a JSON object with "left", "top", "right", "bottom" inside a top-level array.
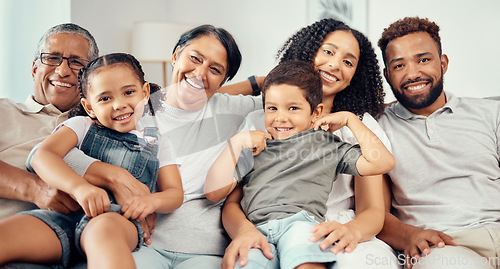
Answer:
[
  {"left": 69, "top": 52, "right": 161, "bottom": 118},
  {"left": 378, "top": 17, "right": 442, "bottom": 65},
  {"left": 173, "top": 24, "right": 241, "bottom": 83},
  {"left": 262, "top": 60, "right": 322, "bottom": 113}
]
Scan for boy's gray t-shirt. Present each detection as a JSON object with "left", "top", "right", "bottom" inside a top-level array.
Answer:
[{"left": 239, "top": 129, "right": 362, "bottom": 226}]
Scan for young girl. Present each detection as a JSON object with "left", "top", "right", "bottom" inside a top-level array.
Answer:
[{"left": 0, "top": 53, "right": 183, "bottom": 269}]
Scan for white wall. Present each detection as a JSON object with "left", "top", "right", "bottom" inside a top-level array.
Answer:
[
  {"left": 0, "top": 0, "right": 70, "bottom": 102},
  {"left": 70, "top": 0, "right": 307, "bottom": 88},
  {"left": 70, "top": 0, "right": 500, "bottom": 101},
  {"left": 3, "top": 0, "right": 500, "bottom": 102},
  {"left": 365, "top": 0, "right": 500, "bottom": 101}
]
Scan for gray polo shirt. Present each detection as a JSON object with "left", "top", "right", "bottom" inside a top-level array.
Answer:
[
  {"left": 239, "top": 129, "right": 362, "bottom": 227},
  {"left": 378, "top": 92, "right": 500, "bottom": 233}
]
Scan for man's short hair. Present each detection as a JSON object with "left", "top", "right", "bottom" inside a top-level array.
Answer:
[
  {"left": 378, "top": 17, "right": 441, "bottom": 64},
  {"left": 34, "top": 23, "right": 99, "bottom": 61}
]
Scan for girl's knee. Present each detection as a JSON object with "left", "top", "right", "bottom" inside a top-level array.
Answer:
[
  {"left": 81, "top": 212, "right": 138, "bottom": 253},
  {"left": 82, "top": 212, "right": 135, "bottom": 241}
]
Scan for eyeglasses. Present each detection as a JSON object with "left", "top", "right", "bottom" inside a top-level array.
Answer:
[{"left": 39, "top": 53, "right": 90, "bottom": 70}]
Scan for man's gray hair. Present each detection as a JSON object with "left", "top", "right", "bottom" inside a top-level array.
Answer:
[{"left": 34, "top": 23, "right": 99, "bottom": 61}]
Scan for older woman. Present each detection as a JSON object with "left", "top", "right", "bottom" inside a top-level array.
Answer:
[{"left": 130, "top": 24, "right": 262, "bottom": 268}]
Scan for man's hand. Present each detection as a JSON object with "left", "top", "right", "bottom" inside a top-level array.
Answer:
[
  {"left": 32, "top": 176, "right": 80, "bottom": 214},
  {"left": 0, "top": 160, "right": 80, "bottom": 214},
  {"left": 403, "top": 228, "right": 457, "bottom": 268}
]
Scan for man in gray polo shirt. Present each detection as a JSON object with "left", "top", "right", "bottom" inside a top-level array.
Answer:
[{"left": 376, "top": 17, "right": 500, "bottom": 269}]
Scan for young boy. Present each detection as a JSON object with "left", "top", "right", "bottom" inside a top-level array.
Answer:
[{"left": 205, "top": 60, "right": 395, "bottom": 269}]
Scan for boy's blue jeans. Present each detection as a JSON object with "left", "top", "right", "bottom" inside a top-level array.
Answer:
[{"left": 235, "top": 211, "right": 336, "bottom": 269}]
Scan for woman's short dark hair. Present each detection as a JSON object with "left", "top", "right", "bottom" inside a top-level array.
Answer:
[
  {"left": 173, "top": 24, "right": 241, "bottom": 83},
  {"left": 277, "top": 18, "right": 385, "bottom": 118}
]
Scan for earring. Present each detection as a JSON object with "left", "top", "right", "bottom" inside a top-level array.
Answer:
[{"left": 171, "top": 62, "right": 175, "bottom": 67}]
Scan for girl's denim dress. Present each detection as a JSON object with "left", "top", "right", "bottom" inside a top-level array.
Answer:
[{"left": 22, "top": 123, "right": 159, "bottom": 267}]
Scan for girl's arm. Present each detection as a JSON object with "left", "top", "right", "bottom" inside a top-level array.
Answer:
[
  {"left": 121, "top": 164, "right": 183, "bottom": 221},
  {"left": 204, "top": 130, "right": 271, "bottom": 202},
  {"left": 32, "top": 126, "right": 110, "bottom": 217},
  {"left": 221, "top": 185, "right": 274, "bottom": 269},
  {"left": 314, "top": 112, "right": 395, "bottom": 176}
]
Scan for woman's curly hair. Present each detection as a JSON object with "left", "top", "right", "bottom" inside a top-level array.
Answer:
[{"left": 277, "top": 18, "right": 385, "bottom": 118}]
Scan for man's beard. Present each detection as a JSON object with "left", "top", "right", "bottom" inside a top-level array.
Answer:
[{"left": 391, "top": 75, "right": 444, "bottom": 110}]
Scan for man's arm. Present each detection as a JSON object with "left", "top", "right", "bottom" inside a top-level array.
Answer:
[{"left": 0, "top": 160, "right": 79, "bottom": 214}]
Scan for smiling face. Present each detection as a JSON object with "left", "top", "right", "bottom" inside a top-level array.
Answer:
[
  {"left": 384, "top": 32, "right": 449, "bottom": 115},
  {"left": 32, "top": 33, "right": 90, "bottom": 112},
  {"left": 264, "top": 84, "right": 322, "bottom": 140},
  {"left": 167, "top": 35, "right": 228, "bottom": 110},
  {"left": 314, "top": 30, "right": 360, "bottom": 102},
  {"left": 81, "top": 64, "right": 150, "bottom": 133}
]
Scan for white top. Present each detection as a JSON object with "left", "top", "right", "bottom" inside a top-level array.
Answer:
[{"left": 59, "top": 116, "right": 176, "bottom": 168}]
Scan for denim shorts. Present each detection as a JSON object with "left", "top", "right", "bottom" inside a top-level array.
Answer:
[
  {"left": 238, "top": 211, "right": 336, "bottom": 269},
  {"left": 132, "top": 245, "right": 222, "bottom": 269},
  {"left": 20, "top": 204, "right": 143, "bottom": 267}
]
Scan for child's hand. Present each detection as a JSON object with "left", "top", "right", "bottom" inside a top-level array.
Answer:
[
  {"left": 313, "top": 111, "right": 355, "bottom": 133},
  {"left": 310, "top": 220, "right": 362, "bottom": 254},
  {"left": 232, "top": 130, "right": 272, "bottom": 156},
  {"left": 121, "top": 195, "right": 156, "bottom": 221},
  {"left": 73, "top": 184, "right": 110, "bottom": 217}
]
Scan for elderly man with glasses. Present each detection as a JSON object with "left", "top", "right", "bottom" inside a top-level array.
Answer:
[
  {"left": 0, "top": 23, "right": 99, "bottom": 220},
  {"left": 0, "top": 23, "right": 160, "bottom": 268}
]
